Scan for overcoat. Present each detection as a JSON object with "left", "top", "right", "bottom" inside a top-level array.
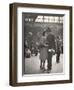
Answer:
[{"left": 39, "top": 36, "right": 48, "bottom": 61}]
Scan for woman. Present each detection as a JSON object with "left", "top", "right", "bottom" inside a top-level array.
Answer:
[{"left": 39, "top": 31, "right": 48, "bottom": 70}]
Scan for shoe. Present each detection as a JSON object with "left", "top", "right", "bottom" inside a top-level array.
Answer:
[
  {"left": 43, "top": 68, "right": 46, "bottom": 71},
  {"left": 47, "top": 69, "right": 51, "bottom": 73},
  {"left": 40, "top": 66, "right": 44, "bottom": 70},
  {"left": 40, "top": 66, "right": 42, "bottom": 69},
  {"left": 56, "top": 61, "right": 60, "bottom": 63}
]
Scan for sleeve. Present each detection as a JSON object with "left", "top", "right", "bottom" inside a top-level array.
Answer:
[{"left": 52, "top": 35, "right": 56, "bottom": 50}]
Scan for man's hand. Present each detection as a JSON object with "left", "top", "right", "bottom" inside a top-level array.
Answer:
[
  {"left": 48, "top": 49, "right": 55, "bottom": 53},
  {"left": 52, "top": 49, "right": 55, "bottom": 52}
]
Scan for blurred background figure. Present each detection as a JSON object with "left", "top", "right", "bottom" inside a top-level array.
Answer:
[{"left": 56, "top": 36, "right": 61, "bottom": 63}]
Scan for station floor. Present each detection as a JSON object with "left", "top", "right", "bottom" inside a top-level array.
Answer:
[{"left": 24, "top": 53, "right": 63, "bottom": 74}]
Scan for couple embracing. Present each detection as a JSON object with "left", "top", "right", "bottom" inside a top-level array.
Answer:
[{"left": 39, "top": 27, "right": 55, "bottom": 73}]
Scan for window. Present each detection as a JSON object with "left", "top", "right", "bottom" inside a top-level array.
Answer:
[
  {"left": 24, "top": 15, "right": 63, "bottom": 23},
  {"left": 35, "top": 15, "right": 63, "bottom": 23}
]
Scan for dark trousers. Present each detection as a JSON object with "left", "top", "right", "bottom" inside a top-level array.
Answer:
[
  {"left": 47, "top": 52, "right": 52, "bottom": 70},
  {"left": 56, "top": 52, "right": 60, "bottom": 63}
]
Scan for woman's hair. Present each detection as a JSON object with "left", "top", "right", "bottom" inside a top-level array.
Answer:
[
  {"left": 42, "top": 31, "right": 46, "bottom": 36},
  {"left": 46, "top": 27, "right": 51, "bottom": 32}
]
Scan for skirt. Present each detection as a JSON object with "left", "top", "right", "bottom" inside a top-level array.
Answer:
[{"left": 39, "top": 47, "right": 48, "bottom": 62}]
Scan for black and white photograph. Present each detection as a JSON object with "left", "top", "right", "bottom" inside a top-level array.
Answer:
[{"left": 22, "top": 13, "right": 64, "bottom": 75}]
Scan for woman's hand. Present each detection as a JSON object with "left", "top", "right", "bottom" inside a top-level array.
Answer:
[{"left": 44, "top": 44, "right": 48, "bottom": 47}]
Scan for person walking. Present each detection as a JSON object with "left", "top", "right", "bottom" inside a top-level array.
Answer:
[
  {"left": 46, "top": 27, "right": 56, "bottom": 73},
  {"left": 56, "top": 36, "right": 61, "bottom": 63},
  {"left": 39, "top": 31, "right": 48, "bottom": 71}
]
